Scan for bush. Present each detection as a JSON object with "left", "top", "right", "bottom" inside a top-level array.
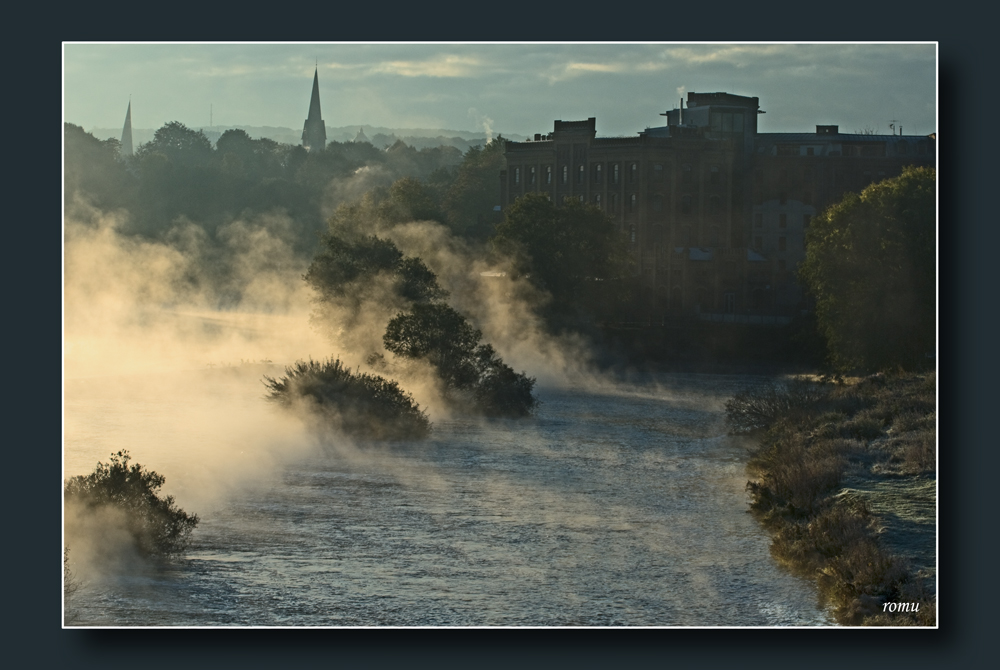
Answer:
[
  {"left": 264, "top": 358, "right": 430, "bottom": 440},
  {"left": 64, "top": 451, "right": 199, "bottom": 557},
  {"left": 725, "top": 379, "right": 827, "bottom": 434}
]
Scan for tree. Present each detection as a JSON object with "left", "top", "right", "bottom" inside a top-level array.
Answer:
[
  {"left": 383, "top": 303, "right": 538, "bottom": 417},
  {"left": 64, "top": 451, "right": 199, "bottom": 557},
  {"left": 441, "top": 136, "right": 507, "bottom": 239},
  {"left": 491, "top": 193, "right": 635, "bottom": 322},
  {"left": 304, "top": 234, "right": 447, "bottom": 307},
  {"left": 136, "top": 121, "right": 213, "bottom": 168},
  {"left": 798, "top": 166, "right": 935, "bottom": 373},
  {"left": 263, "top": 358, "right": 430, "bottom": 440}
]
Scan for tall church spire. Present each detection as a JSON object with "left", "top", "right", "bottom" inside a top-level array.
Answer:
[
  {"left": 302, "top": 67, "right": 326, "bottom": 152},
  {"left": 120, "top": 100, "right": 133, "bottom": 157}
]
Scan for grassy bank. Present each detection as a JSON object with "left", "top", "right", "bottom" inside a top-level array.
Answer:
[{"left": 729, "top": 372, "right": 937, "bottom": 626}]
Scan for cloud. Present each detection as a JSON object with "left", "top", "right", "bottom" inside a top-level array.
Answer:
[{"left": 370, "top": 54, "right": 482, "bottom": 78}]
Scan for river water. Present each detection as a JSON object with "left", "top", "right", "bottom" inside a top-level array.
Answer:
[{"left": 63, "top": 368, "right": 833, "bottom": 627}]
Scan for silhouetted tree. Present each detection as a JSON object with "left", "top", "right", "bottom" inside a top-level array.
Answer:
[
  {"left": 491, "top": 193, "right": 636, "bottom": 324},
  {"left": 442, "top": 136, "right": 507, "bottom": 239},
  {"left": 305, "top": 234, "right": 447, "bottom": 307},
  {"left": 798, "top": 166, "right": 935, "bottom": 373},
  {"left": 383, "top": 303, "right": 538, "bottom": 417}
]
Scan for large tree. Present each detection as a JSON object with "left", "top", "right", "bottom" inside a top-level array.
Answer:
[
  {"left": 491, "top": 193, "right": 635, "bottom": 323},
  {"left": 798, "top": 166, "right": 936, "bottom": 373}
]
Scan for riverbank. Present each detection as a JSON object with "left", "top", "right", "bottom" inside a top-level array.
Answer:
[{"left": 731, "top": 372, "right": 936, "bottom": 625}]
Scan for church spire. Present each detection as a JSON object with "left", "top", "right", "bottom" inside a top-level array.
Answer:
[
  {"left": 302, "top": 67, "right": 326, "bottom": 152},
  {"left": 120, "top": 99, "right": 133, "bottom": 157}
]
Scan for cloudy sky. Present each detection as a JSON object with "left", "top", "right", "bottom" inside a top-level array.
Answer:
[{"left": 63, "top": 42, "right": 937, "bottom": 139}]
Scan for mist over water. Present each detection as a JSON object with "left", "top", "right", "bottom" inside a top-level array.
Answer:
[
  {"left": 64, "top": 199, "right": 831, "bottom": 626},
  {"left": 65, "top": 366, "right": 831, "bottom": 626}
]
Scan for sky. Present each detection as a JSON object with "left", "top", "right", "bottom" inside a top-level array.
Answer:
[{"left": 63, "top": 42, "right": 937, "bottom": 140}]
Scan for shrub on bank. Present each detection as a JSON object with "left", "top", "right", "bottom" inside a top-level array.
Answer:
[
  {"left": 264, "top": 358, "right": 430, "bottom": 440},
  {"left": 64, "top": 451, "right": 199, "bottom": 558},
  {"left": 725, "top": 379, "right": 827, "bottom": 434},
  {"left": 735, "top": 373, "right": 937, "bottom": 625}
]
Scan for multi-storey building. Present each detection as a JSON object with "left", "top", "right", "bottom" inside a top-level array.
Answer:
[{"left": 500, "top": 92, "right": 935, "bottom": 323}]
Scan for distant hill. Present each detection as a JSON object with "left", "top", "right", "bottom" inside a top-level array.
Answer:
[{"left": 85, "top": 124, "right": 528, "bottom": 153}]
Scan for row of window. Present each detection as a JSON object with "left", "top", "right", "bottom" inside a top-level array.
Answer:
[
  {"left": 754, "top": 213, "right": 812, "bottom": 228},
  {"left": 510, "top": 162, "right": 724, "bottom": 186},
  {"left": 556, "top": 192, "right": 729, "bottom": 217}
]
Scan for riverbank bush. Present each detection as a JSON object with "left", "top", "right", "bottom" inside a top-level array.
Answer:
[
  {"left": 64, "top": 451, "right": 199, "bottom": 558},
  {"left": 732, "top": 373, "right": 936, "bottom": 625},
  {"left": 264, "top": 358, "right": 431, "bottom": 440},
  {"left": 725, "top": 379, "right": 827, "bottom": 434}
]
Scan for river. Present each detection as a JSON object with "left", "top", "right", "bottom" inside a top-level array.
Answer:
[{"left": 63, "top": 367, "right": 833, "bottom": 626}]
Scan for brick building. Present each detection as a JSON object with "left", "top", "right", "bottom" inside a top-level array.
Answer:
[{"left": 500, "top": 92, "right": 935, "bottom": 323}]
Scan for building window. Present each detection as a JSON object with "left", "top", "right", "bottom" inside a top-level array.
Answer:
[
  {"left": 561, "top": 165, "right": 568, "bottom": 184},
  {"left": 778, "top": 236, "right": 787, "bottom": 252},
  {"left": 779, "top": 213, "right": 787, "bottom": 228},
  {"left": 630, "top": 225, "right": 636, "bottom": 244},
  {"left": 654, "top": 164, "right": 663, "bottom": 180},
  {"left": 725, "top": 292, "right": 736, "bottom": 313},
  {"left": 546, "top": 166, "right": 552, "bottom": 184},
  {"left": 709, "top": 166, "right": 720, "bottom": 186},
  {"left": 612, "top": 164, "right": 620, "bottom": 184},
  {"left": 579, "top": 195, "right": 584, "bottom": 203},
  {"left": 610, "top": 193, "right": 618, "bottom": 212},
  {"left": 514, "top": 167, "right": 520, "bottom": 185},
  {"left": 806, "top": 147, "right": 815, "bottom": 156},
  {"left": 529, "top": 166, "right": 536, "bottom": 184},
  {"left": 681, "top": 194, "right": 692, "bottom": 215},
  {"left": 754, "top": 213, "right": 763, "bottom": 228},
  {"left": 681, "top": 164, "right": 692, "bottom": 184},
  {"left": 594, "top": 163, "right": 602, "bottom": 183},
  {"left": 652, "top": 195, "right": 663, "bottom": 212},
  {"left": 577, "top": 164, "right": 585, "bottom": 184},
  {"left": 629, "top": 194, "right": 637, "bottom": 213},
  {"left": 594, "top": 193, "right": 601, "bottom": 206},
  {"left": 630, "top": 163, "right": 638, "bottom": 182}
]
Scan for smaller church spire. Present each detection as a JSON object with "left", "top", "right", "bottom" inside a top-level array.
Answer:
[{"left": 121, "top": 99, "right": 134, "bottom": 157}]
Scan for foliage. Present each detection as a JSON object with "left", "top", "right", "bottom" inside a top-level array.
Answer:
[
  {"left": 64, "top": 451, "right": 199, "bottom": 557},
  {"left": 136, "top": 121, "right": 213, "bottom": 168},
  {"left": 383, "top": 303, "right": 538, "bottom": 417},
  {"left": 738, "top": 373, "right": 937, "bottom": 625},
  {"left": 491, "top": 193, "right": 636, "bottom": 323},
  {"left": 263, "top": 358, "right": 430, "bottom": 440},
  {"left": 725, "top": 379, "right": 828, "bottom": 434},
  {"left": 304, "top": 233, "right": 447, "bottom": 307},
  {"left": 798, "top": 166, "right": 936, "bottom": 373},
  {"left": 441, "top": 136, "right": 507, "bottom": 239}
]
